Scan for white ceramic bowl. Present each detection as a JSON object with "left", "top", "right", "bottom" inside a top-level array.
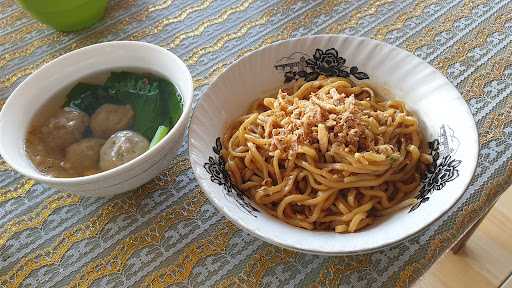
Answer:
[
  {"left": 0, "top": 41, "right": 193, "bottom": 197},
  {"left": 189, "top": 35, "right": 478, "bottom": 255}
]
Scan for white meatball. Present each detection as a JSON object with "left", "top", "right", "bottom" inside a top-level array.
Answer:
[
  {"left": 90, "top": 104, "right": 134, "bottom": 139},
  {"left": 62, "top": 138, "right": 105, "bottom": 175},
  {"left": 99, "top": 130, "right": 149, "bottom": 171},
  {"left": 41, "top": 107, "right": 89, "bottom": 149}
]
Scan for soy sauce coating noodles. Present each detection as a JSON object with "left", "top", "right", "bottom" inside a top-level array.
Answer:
[{"left": 222, "top": 76, "right": 432, "bottom": 233}]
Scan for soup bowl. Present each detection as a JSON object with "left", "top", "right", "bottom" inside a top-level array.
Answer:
[
  {"left": 0, "top": 41, "right": 193, "bottom": 197},
  {"left": 189, "top": 35, "right": 478, "bottom": 255}
]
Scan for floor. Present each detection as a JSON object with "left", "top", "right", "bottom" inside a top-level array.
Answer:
[{"left": 415, "top": 186, "right": 512, "bottom": 288}]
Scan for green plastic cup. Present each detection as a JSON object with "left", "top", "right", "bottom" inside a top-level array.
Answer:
[{"left": 16, "top": 0, "right": 109, "bottom": 32}]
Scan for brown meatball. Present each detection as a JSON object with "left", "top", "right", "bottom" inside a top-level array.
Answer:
[
  {"left": 90, "top": 104, "right": 134, "bottom": 139},
  {"left": 62, "top": 138, "right": 105, "bottom": 175},
  {"left": 41, "top": 107, "right": 89, "bottom": 150}
]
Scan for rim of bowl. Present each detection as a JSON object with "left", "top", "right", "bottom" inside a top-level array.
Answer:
[
  {"left": 189, "top": 34, "right": 479, "bottom": 255},
  {"left": 0, "top": 41, "right": 193, "bottom": 185}
]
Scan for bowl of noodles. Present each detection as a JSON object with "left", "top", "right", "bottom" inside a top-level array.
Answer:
[{"left": 189, "top": 35, "right": 478, "bottom": 255}]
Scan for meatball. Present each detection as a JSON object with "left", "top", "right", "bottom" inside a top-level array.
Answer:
[
  {"left": 62, "top": 138, "right": 105, "bottom": 175},
  {"left": 99, "top": 130, "right": 149, "bottom": 171},
  {"left": 90, "top": 104, "right": 134, "bottom": 139},
  {"left": 41, "top": 107, "right": 89, "bottom": 149}
]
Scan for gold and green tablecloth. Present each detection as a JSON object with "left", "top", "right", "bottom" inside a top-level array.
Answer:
[{"left": 0, "top": 0, "right": 511, "bottom": 287}]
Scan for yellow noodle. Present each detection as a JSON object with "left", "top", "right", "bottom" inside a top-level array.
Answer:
[
  {"left": 322, "top": 191, "right": 338, "bottom": 210},
  {"left": 222, "top": 77, "right": 429, "bottom": 233},
  {"left": 239, "top": 181, "right": 259, "bottom": 190},
  {"left": 347, "top": 189, "right": 357, "bottom": 207},
  {"left": 236, "top": 113, "right": 258, "bottom": 146},
  {"left": 286, "top": 218, "right": 314, "bottom": 230},
  {"left": 335, "top": 224, "right": 348, "bottom": 233},
  {"left": 227, "top": 160, "right": 242, "bottom": 185},
  {"left": 298, "top": 145, "right": 318, "bottom": 159},
  {"left": 242, "top": 168, "right": 253, "bottom": 181},
  {"left": 341, "top": 201, "right": 373, "bottom": 222},
  {"left": 317, "top": 163, "right": 385, "bottom": 174},
  {"left": 318, "top": 124, "right": 329, "bottom": 154},
  {"left": 277, "top": 194, "right": 310, "bottom": 219},
  {"left": 244, "top": 134, "right": 272, "bottom": 146},
  {"left": 335, "top": 198, "right": 351, "bottom": 214},
  {"left": 307, "top": 201, "right": 325, "bottom": 223},
  {"left": 273, "top": 150, "right": 282, "bottom": 184},
  {"left": 376, "top": 198, "right": 418, "bottom": 216},
  {"left": 360, "top": 188, "right": 392, "bottom": 208},
  {"left": 348, "top": 212, "right": 367, "bottom": 232},
  {"left": 355, "top": 217, "right": 373, "bottom": 230},
  {"left": 301, "top": 189, "right": 337, "bottom": 206},
  {"left": 247, "top": 142, "right": 268, "bottom": 180}
]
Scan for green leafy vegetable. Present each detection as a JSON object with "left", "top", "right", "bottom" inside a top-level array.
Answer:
[
  {"left": 64, "top": 71, "right": 183, "bottom": 142},
  {"left": 105, "top": 72, "right": 162, "bottom": 139},
  {"left": 64, "top": 83, "right": 113, "bottom": 115},
  {"left": 158, "top": 78, "right": 183, "bottom": 128},
  {"left": 149, "top": 125, "right": 170, "bottom": 148}
]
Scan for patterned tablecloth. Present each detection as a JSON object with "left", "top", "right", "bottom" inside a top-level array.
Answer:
[{"left": 0, "top": 0, "right": 511, "bottom": 287}]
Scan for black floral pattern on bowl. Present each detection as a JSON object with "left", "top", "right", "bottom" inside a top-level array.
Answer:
[
  {"left": 409, "top": 126, "right": 462, "bottom": 212},
  {"left": 203, "top": 138, "right": 259, "bottom": 217},
  {"left": 274, "top": 48, "right": 369, "bottom": 83}
]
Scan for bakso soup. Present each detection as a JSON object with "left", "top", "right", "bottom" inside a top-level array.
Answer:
[{"left": 25, "top": 72, "right": 183, "bottom": 178}]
